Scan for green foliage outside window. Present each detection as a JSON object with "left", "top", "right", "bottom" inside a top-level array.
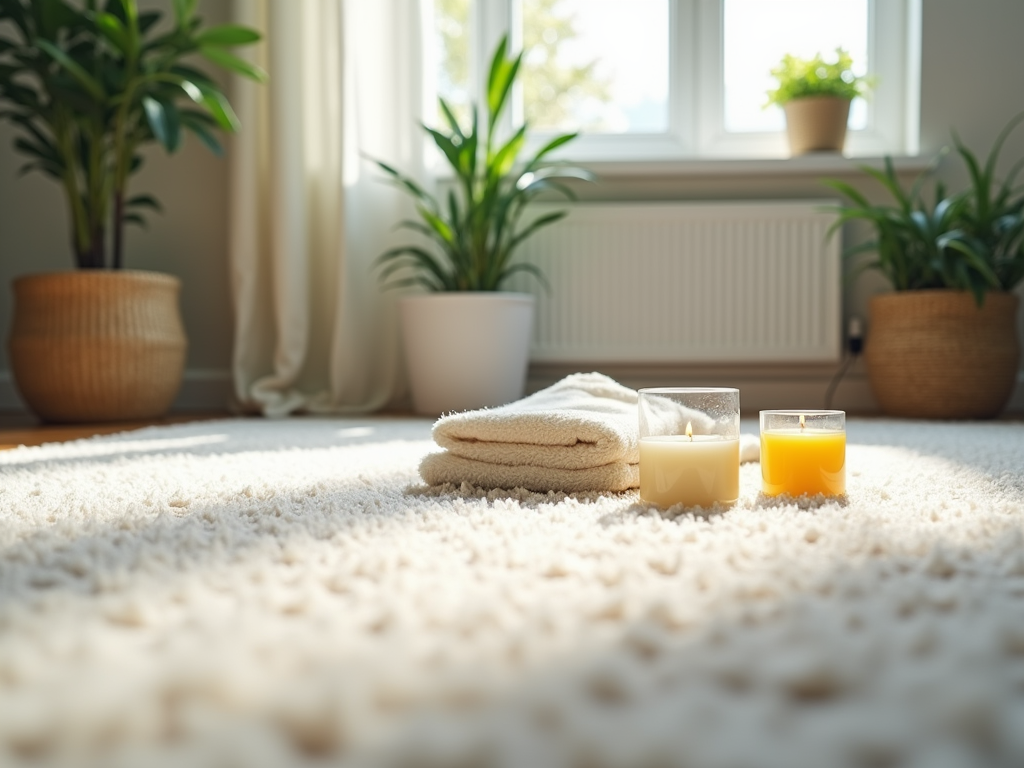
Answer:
[
  {"left": 434, "top": 0, "right": 611, "bottom": 132},
  {"left": 520, "top": 0, "right": 611, "bottom": 131}
]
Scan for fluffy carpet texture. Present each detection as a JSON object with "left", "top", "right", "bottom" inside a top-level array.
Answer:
[{"left": 2, "top": 416, "right": 1024, "bottom": 768}]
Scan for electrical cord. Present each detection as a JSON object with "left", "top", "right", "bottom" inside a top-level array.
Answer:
[{"left": 824, "top": 318, "right": 863, "bottom": 410}]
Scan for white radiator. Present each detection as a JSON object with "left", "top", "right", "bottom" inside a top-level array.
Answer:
[{"left": 512, "top": 200, "right": 842, "bottom": 364}]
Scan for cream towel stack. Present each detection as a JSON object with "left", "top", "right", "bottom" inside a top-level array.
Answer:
[{"left": 419, "top": 372, "right": 759, "bottom": 493}]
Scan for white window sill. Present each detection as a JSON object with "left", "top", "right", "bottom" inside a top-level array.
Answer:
[
  {"left": 428, "top": 153, "right": 934, "bottom": 183},
  {"left": 581, "top": 153, "right": 934, "bottom": 179}
]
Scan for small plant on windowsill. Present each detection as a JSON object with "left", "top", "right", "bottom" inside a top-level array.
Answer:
[
  {"left": 368, "top": 34, "right": 594, "bottom": 415},
  {"left": 765, "top": 47, "right": 874, "bottom": 155}
]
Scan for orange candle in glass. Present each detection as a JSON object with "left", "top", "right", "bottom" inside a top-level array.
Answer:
[{"left": 760, "top": 410, "right": 846, "bottom": 497}]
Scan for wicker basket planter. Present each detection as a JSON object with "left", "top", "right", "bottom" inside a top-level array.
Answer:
[
  {"left": 864, "top": 290, "right": 1020, "bottom": 419},
  {"left": 8, "top": 270, "right": 187, "bottom": 423}
]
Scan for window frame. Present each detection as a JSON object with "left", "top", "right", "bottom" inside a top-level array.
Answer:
[
  {"left": 432, "top": 0, "right": 919, "bottom": 164},
  {"left": 696, "top": 0, "right": 913, "bottom": 158}
]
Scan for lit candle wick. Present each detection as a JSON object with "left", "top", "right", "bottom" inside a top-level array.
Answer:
[
  {"left": 799, "top": 414, "right": 806, "bottom": 431},
  {"left": 685, "top": 421, "right": 693, "bottom": 441}
]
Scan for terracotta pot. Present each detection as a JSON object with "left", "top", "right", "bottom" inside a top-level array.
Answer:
[
  {"left": 864, "top": 290, "right": 1020, "bottom": 419},
  {"left": 399, "top": 292, "right": 534, "bottom": 415},
  {"left": 783, "top": 96, "right": 851, "bottom": 155},
  {"left": 8, "top": 270, "right": 188, "bottom": 423}
]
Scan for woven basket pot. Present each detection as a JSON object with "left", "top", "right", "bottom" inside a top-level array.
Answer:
[
  {"left": 864, "top": 290, "right": 1020, "bottom": 419},
  {"left": 783, "top": 96, "right": 851, "bottom": 155},
  {"left": 8, "top": 270, "right": 187, "bottom": 423}
]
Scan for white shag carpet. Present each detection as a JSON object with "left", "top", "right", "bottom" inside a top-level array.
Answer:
[{"left": 2, "top": 416, "right": 1024, "bottom": 768}]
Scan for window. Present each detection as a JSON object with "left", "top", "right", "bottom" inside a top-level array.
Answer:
[
  {"left": 430, "top": 0, "right": 918, "bottom": 162},
  {"left": 723, "top": 0, "right": 869, "bottom": 134},
  {"left": 517, "top": 0, "right": 670, "bottom": 135}
]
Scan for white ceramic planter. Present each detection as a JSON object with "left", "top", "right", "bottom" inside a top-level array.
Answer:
[{"left": 399, "top": 292, "right": 535, "bottom": 415}]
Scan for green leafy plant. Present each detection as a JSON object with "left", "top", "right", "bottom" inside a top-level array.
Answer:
[
  {"left": 766, "top": 47, "right": 872, "bottom": 107},
  {"left": 822, "top": 112, "right": 1024, "bottom": 305},
  {"left": 937, "top": 113, "right": 1024, "bottom": 299},
  {"left": 372, "top": 34, "right": 593, "bottom": 292},
  {"left": 0, "top": 0, "right": 266, "bottom": 269},
  {"left": 823, "top": 156, "right": 962, "bottom": 292}
]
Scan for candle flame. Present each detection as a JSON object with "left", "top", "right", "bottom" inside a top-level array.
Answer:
[
  {"left": 686, "top": 421, "right": 693, "bottom": 441},
  {"left": 799, "top": 414, "right": 806, "bottom": 430}
]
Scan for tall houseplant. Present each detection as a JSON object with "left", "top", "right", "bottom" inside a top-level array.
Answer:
[
  {"left": 823, "top": 114, "right": 1024, "bottom": 418},
  {"left": 373, "top": 35, "right": 593, "bottom": 415},
  {"left": 0, "top": 0, "right": 265, "bottom": 422},
  {"left": 766, "top": 48, "right": 873, "bottom": 155}
]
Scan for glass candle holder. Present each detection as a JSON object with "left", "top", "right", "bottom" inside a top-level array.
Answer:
[
  {"left": 638, "top": 387, "right": 741, "bottom": 509},
  {"left": 760, "top": 410, "right": 846, "bottom": 497}
]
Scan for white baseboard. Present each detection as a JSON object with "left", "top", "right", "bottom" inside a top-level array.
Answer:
[
  {"left": 527, "top": 363, "right": 1024, "bottom": 417},
  {"left": 0, "top": 368, "right": 232, "bottom": 413},
  {"left": 172, "top": 369, "right": 234, "bottom": 411},
  {"left": 2, "top": 365, "right": 1021, "bottom": 418},
  {"left": 527, "top": 362, "right": 877, "bottom": 415},
  {"left": 1010, "top": 371, "right": 1024, "bottom": 414}
]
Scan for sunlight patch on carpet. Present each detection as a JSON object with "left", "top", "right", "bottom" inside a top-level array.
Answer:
[{"left": 0, "top": 416, "right": 1023, "bottom": 767}]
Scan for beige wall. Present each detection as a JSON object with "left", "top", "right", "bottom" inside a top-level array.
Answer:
[{"left": 2, "top": 1, "right": 1023, "bottom": 412}]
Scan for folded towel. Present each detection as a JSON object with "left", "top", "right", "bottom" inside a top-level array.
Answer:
[
  {"left": 419, "top": 372, "right": 760, "bottom": 493},
  {"left": 432, "top": 372, "right": 673, "bottom": 470},
  {"left": 419, "top": 451, "right": 640, "bottom": 494}
]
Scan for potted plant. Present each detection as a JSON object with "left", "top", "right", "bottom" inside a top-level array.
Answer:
[
  {"left": 372, "top": 35, "right": 593, "bottom": 416},
  {"left": 823, "top": 113, "right": 1024, "bottom": 419},
  {"left": 766, "top": 48, "right": 873, "bottom": 156},
  {"left": 0, "top": 0, "right": 264, "bottom": 422}
]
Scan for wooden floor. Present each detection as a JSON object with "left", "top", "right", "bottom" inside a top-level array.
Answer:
[{"left": 0, "top": 411, "right": 232, "bottom": 450}]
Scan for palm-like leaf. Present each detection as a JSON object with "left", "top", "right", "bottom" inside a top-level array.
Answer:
[
  {"left": 823, "top": 115, "right": 1024, "bottom": 305},
  {"left": 371, "top": 34, "right": 591, "bottom": 293},
  {"left": 0, "top": 0, "right": 263, "bottom": 269}
]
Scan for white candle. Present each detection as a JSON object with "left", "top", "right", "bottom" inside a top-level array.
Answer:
[{"left": 639, "top": 434, "right": 740, "bottom": 508}]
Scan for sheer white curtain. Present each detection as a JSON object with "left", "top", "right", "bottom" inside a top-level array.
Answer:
[{"left": 229, "top": 0, "right": 423, "bottom": 416}]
